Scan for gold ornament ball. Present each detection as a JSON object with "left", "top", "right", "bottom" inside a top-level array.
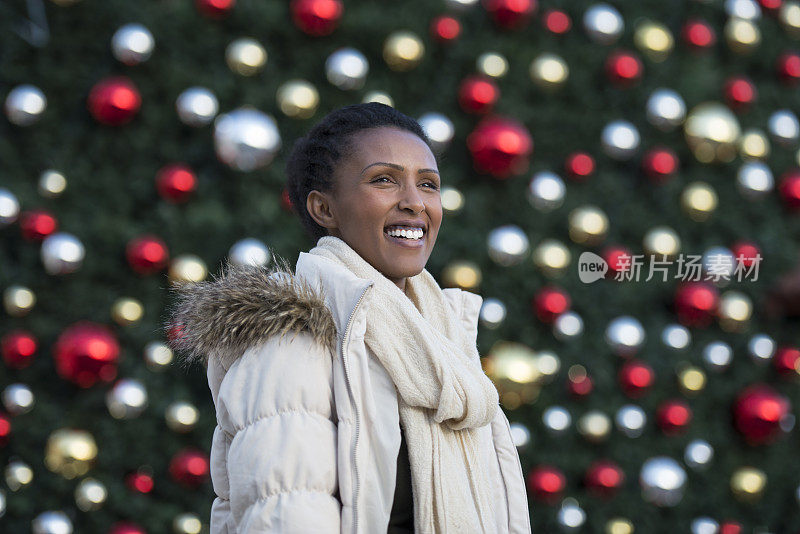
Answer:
[
  {"left": 739, "top": 129, "right": 770, "bottom": 160},
  {"left": 3, "top": 285, "right": 36, "bottom": 317},
  {"left": 681, "top": 181, "right": 718, "bottom": 222},
  {"left": 484, "top": 341, "right": 541, "bottom": 409},
  {"left": 718, "top": 290, "right": 752, "bottom": 332},
  {"left": 568, "top": 205, "right": 609, "bottom": 246},
  {"left": 166, "top": 401, "right": 200, "bottom": 433},
  {"left": 779, "top": 2, "right": 800, "bottom": 39},
  {"left": 643, "top": 226, "right": 681, "bottom": 258},
  {"left": 111, "top": 297, "right": 144, "bottom": 326},
  {"left": 532, "top": 239, "right": 571, "bottom": 278},
  {"left": 634, "top": 20, "right": 674, "bottom": 62},
  {"left": 226, "top": 38, "right": 267, "bottom": 76},
  {"left": 39, "top": 169, "right": 68, "bottom": 198},
  {"left": 605, "top": 518, "right": 634, "bottom": 534},
  {"left": 5, "top": 460, "right": 34, "bottom": 490},
  {"left": 731, "top": 466, "right": 767, "bottom": 502},
  {"left": 477, "top": 52, "right": 509, "bottom": 78},
  {"left": 383, "top": 31, "right": 425, "bottom": 72},
  {"left": 75, "top": 477, "right": 107, "bottom": 511},
  {"left": 677, "top": 365, "right": 706, "bottom": 395},
  {"left": 362, "top": 92, "right": 394, "bottom": 106},
  {"left": 45, "top": 429, "right": 98, "bottom": 479},
  {"left": 441, "top": 260, "right": 482, "bottom": 290},
  {"left": 684, "top": 102, "right": 742, "bottom": 164},
  {"left": 441, "top": 186, "right": 465, "bottom": 214},
  {"left": 577, "top": 410, "right": 611, "bottom": 443},
  {"left": 144, "top": 341, "right": 174, "bottom": 371},
  {"left": 725, "top": 17, "right": 761, "bottom": 54},
  {"left": 529, "top": 53, "right": 569, "bottom": 91},
  {"left": 173, "top": 513, "right": 203, "bottom": 534},
  {"left": 169, "top": 255, "right": 208, "bottom": 283},
  {"left": 276, "top": 80, "right": 319, "bottom": 119}
]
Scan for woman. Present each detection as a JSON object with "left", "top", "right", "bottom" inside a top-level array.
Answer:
[{"left": 166, "top": 102, "right": 532, "bottom": 533}]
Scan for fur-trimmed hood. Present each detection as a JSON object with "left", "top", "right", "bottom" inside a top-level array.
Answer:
[{"left": 163, "top": 255, "right": 339, "bottom": 372}]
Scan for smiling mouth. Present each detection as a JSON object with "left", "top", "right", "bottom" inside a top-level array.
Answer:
[{"left": 383, "top": 227, "right": 425, "bottom": 247}]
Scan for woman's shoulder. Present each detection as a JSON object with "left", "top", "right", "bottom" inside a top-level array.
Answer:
[{"left": 164, "top": 256, "right": 338, "bottom": 372}]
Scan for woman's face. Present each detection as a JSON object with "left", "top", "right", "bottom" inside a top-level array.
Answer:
[{"left": 307, "top": 126, "right": 442, "bottom": 290}]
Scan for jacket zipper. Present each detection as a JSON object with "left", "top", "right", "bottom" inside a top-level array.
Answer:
[{"left": 341, "top": 284, "right": 370, "bottom": 534}]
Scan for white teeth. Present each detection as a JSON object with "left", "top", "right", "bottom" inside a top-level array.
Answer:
[{"left": 386, "top": 227, "right": 423, "bottom": 240}]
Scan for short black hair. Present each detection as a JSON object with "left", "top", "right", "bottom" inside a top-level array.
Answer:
[{"left": 285, "top": 102, "right": 435, "bottom": 242}]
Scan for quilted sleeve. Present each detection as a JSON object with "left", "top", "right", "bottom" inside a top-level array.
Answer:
[{"left": 207, "top": 331, "right": 340, "bottom": 533}]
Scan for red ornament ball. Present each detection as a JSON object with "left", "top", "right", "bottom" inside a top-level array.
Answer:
[
  {"left": 731, "top": 241, "right": 761, "bottom": 268},
  {"left": 19, "top": 210, "right": 57, "bottom": 241},
  {"left": 195, "top": 0, "right": 235, "bottom": 18},
  {"left": 564, "top": 152, "right": 595, "bottom": 181},
  {"left": 719, "top": 522, "right": 743, "bottom": 534},
  {"left": 777, "top": 51, "right": 800, "bottom": 84},
  {"left": 568, "top": 371, "right": 593, "bottom": 398},
  {"left": 126, "top": 469, "right": 154, "bottom": 493},
  {"left": 533, "top": 286, "right": 570, "bottom": 323},
  {"left": 0, "top": 413, "right": 10, "bottom": 447},
  {"left": 281, "top": 187, "right": 294, "bottom": 213},
  {"left": 466, "top": 116, "right": 533, "bottom": 178},
  {"left": 618, "top": 359, "right": 655, "bottom": 398},
  {"left": 482, "top": 0, "right": 537, "bottom": 30},
  {"left": 458, "top": 75, "right": 500, "bottom": 114},
  {"left": 1, "top": 330, "right": 37, "bottom": 369},
  {"left": 126, "top": 234, "right": 170, "bottom": 275},
  {"left": 108, "top": 521, "right": 147, "bottom": 534},
  {"left": 605, "top": 50, "right": 643, "bottom": 86},
  {"left": 758, "top": 0, "right": 782, "bottom": 10},
  {"left": 778, "top": 169, "right": 800, "bottom": 210},
  {"left": 641, "top": 147, "right": 679, "bottom": 183},
  {"left": 527, "top": 464, "right": 566, "bottom": 503},
  {"left": 724, "top": 76, "right": 757, "bottom": 110},
  {"left": 542, "top": 8, "right": 570, "bottom": 34},
  {"left": 53, "top": 322, "right": 120, "bottom": 388},
  {"left": 773, "top": 346, "right": 800, "bottom": 377},
  {"left": 156, "top": 164, "right": 197, "bottom": 203},
  {"left": 431, "top": 15, "right": 461, "bottom": 43},
  {"left": 87, "top": 76, "right": 141, "bottom": 126},
  {"left": 290, "top": 0, "right": 343, "bottom": 37},
  {"left": 603, "top": 245, "right": 633, "bottom": 276},
  {"left": 682, "top": 19, "right": 716, "bottom": 50},
  {"left": 673, "top": 281, "right": 719, "bottom": 328},
  {"left": 656, "top": 399, "right": 692, "bottom": 435},
  {"left": 584, "top": 459, "right": 625, "bottom": 497},
  {"left": 169, "top": 447, "right": 211, "bottom": 487},
  {"left": 733, "top": 383, "right": 791, "bottom": 445}
]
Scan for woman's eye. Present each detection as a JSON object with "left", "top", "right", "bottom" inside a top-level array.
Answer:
[
  {"left": 374, "top": 176, "right": 392, "bottom": 183},
  {"left": 424, "top": 182, "right": 440, "bottom": 190}
]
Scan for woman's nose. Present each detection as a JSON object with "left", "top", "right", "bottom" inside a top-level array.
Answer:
[{"left": 398, "top": 183, "right": 425, "bottom": 212}]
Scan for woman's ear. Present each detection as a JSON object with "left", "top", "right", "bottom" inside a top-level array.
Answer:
[{"left": 307, "top": 190, "right": 337, "bottom": 230}]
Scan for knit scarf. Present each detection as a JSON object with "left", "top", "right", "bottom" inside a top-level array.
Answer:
[{"left": 309, "top": 235, "right": 500, "bottom": 533}]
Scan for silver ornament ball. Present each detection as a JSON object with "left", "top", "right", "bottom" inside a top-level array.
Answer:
[
  {"left": 691, "top": 517, "right": 720, "bottom": 534},
  {"left": 487, "top": 225, "right": 529, "bottom": 266},
  {"left": 684, "top": 439, "right": 714, "bottom": 470},
  {"left": 616, "top": 404, "right": 647, "bottom": 437},
  {"left": 527, "top": 171, "right": 566, "bottom": 212},
  {"left": 748, "top": 333, "right": 775, "bottom": 364},
  {"left": 176, "top": 87, "right": 219, "bottom": 127},
  {"left": 768, "top": 109, "right": 799, "bottom": 147},
  {"left": 479, "top": 297, "right": 506, "bottom": 329},
  {"left": 605, "top": 316, "right": 646, "bottom": 356},
  {"left": 32, "top": 510, "right": 73, "bottom": 534},
  {"left": 646, "top": 88, "right": 686, "bottom": 131},
  {"left": 0, "top": 188, "right": 20, "bottom": 226},
  {"left": 583, "top": 3, "right": 624, "bottom": 45},
  {"left": 702, "top": 341, "right": 733, "bottom": 372},
  {"left": 4, "top": 84, "right": 47, "bottom": 126},
  {"left": 418, "top": 112, "right": 454, "bottom": 154},
  {"left": 228, "top": 238, "right": 271, "bottom": 268},
  {"left": 214, "top": 107, "right": 281, "bottom": 171},
  {"left": 554, "top": 311, "right": 583, "bottom": 340},
  {"left": 661, "top": 324, "right": 691, "bottom": 350},
  {"left": 508, "top": 422, "right": 531, "bottom": 448},
  {"left": 111, "top": 23, "right": 155, "bottom": 65},
  {"left": 542, "top": 406, "right": 572, "bottom": 434},
  {"left": 2, "top": 383, "right": 35, "bottom": 415},
  {"left": 106, "top": 379, "right": 148, "bottom": 419},
  {"left": 325, "top": 47, "right": 369, "bottom": 90},
  {"left": 725, "top": 0, "right": 761, "bottom": 19},
  {"left": 557, "top": 498, "right": 586, "bottom": 531},
  {"left": 601, "top": 120, "right": 640, "bottom": 160},
  {"left": 737, "top": 161, "right": 774, "bottom": 199},
  {"left": 41, "top": 232, "right": 85, "bottom": 275},
  {"left": 640, "top": 456, "right": 687, "bottom": 506}
]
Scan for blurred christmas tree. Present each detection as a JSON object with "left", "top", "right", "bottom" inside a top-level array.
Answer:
[{"left": 1, "top": 0, "right": 800, "bottom": 532}]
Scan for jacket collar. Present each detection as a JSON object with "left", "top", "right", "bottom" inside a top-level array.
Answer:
[{"left": 164, "top": 252, "right": 482, "bottom": 371}]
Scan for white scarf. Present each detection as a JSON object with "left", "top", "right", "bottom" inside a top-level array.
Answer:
[{"left": 309, "top": 235, "right": 500, "bottom": 533}]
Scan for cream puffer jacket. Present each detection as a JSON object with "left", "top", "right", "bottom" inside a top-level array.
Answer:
[{"left": 169, "top": 251, "right": 532, "bottom": 533}]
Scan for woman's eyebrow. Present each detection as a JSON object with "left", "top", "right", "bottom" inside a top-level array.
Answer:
[{"left": 361, "top": 162, "right": 440, "bottom": 175}]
